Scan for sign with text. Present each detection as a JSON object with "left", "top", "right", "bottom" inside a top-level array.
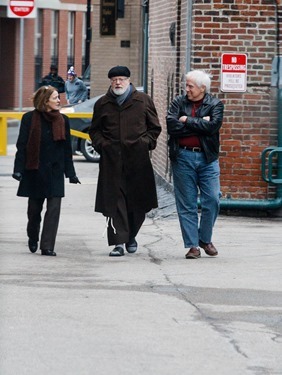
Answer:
[
  {"left": 221, "top": 53, "right": 247, "bottom": 92},
  {"left": 8, "top": 0, "right": 36, "bottom": 18},
  {"left": 100, "top": 0, "right": 116, "bottom": 35}
]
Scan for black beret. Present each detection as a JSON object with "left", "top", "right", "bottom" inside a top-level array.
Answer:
[
  {"left": 50, "top": 65, "right": 58, "bottom": 70},
  {"left": 108, "top": 66, "right": 131, "bottom": 79}
]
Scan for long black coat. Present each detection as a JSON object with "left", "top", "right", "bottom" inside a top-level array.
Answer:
[
  {"left": 89, "top": 85, "right": 161, "bottom": 217},
  {"left": 13, "top": 111, "right": 76, "bottom": 198}
]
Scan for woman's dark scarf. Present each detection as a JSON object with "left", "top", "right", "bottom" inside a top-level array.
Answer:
[{"left": 26, "top": 109, "right": 66, "bottom": 170}]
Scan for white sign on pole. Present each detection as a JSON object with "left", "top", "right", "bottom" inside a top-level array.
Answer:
[
  {"left": 7, "top": 1, "right": 37, "bottom": 109},
  {"left": 221, "top": 53, "right": 247, "bottom": 92},
  {"left": 8, "top": 0, "right": 36, "bottom": 18}
]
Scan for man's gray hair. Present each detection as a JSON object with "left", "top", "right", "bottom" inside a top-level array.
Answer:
[{"left": 185, "top": 70, "right": 212, "bottom": 93}]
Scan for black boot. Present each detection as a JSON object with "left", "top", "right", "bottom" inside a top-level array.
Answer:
[
  {"left": 41, "top": 249, "right": 56, "bottom": 256},
  {"left": 28, "top": 239, "right": 38, "bottom": 253}
]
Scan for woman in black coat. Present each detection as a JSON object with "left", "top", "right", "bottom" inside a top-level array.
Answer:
[{"left": 13, "top": 85, "right": 80, "bottom": 256}]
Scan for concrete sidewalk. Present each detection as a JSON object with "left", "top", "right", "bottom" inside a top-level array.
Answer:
[{"left": 1, "top": 146, "right": 282, "bottom": 375}]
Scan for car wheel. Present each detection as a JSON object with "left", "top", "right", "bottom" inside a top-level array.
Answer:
[{"left": 80, "top": 138, "right": 100, "bottom": 162}]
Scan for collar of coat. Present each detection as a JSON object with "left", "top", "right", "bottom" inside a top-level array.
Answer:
[{"left": 101, "top": 84, "right": 144, "bottom": 105}]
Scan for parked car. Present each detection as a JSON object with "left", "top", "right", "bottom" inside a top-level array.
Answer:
[{"left": 62, "top": 95, "right": 102, "bottom": 162}]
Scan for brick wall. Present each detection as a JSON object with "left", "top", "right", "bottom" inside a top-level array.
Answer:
[
  {"left": 149, "top": 0, "right": 280, "bottom": 200},
  {"left": 0, "top": 1, "right": 87, "bottom": 109},
  {"left": 91, "top": 0, "right": 143, "bottom": 96},
  {"left": 148, "top": 0, "right": 189, "bottom": 183}
]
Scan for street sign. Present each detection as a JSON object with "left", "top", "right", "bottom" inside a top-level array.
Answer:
[
  {"left": 8, "top": 0, "right": 36, "bottom": 18},
  {"left": 221, "top": 53, "right": 247, "bottom": 92}
]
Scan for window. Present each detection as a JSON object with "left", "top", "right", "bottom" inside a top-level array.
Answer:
[
  {"left": 34, "top": 9, "right": 43, "bottom": 89},
  {"left": 68, "top": 12, "right": 75, "bottom": 66},
  {"left": 34, "top": 9, "right": 42, "bottom": 57},
  {"left": 82, "top": 12, "right": 86, "bottom": 71},
  {"left": 51, "top": 11, "right": 59, "bottom": 64}
]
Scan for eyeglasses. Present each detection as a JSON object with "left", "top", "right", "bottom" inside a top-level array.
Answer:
[{"left": 110, "top": 77, "right": 129, "bottom": 83}]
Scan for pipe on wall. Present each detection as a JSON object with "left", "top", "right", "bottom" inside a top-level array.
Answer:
[
  {"left": 218, "top": 197, "right": 282, "bottom": 211},
  {"left": 142, "top": 0, "right": 149, "bottom": 93},
  {"left": 186, "top": 0, "right": 193, "bottom": 74},
  {"left": 276, "top": 88, "right": 282, "bottom": 199},
  {"left": 175, "top": 0, "right": 182, "bottom": 95}
]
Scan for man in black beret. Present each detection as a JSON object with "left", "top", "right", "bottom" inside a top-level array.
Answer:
[
  {"left": 89, "top": 65, "right": 162, "bottom": 257},
  {"left": 40, "top": 65, "right": 65, "bottom": 93},
  {"left": 108, "top": 65, "right": 131, "bottom": 79}
]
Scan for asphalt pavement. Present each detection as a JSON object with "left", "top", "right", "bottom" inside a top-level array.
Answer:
[{"left": 1, "top": 144, "right": 282, "bottom": 375}]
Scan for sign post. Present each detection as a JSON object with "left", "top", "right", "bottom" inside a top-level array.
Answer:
[
  {"left": 8, "top": 1, "right": 36, "bottom": 110},
  {"left": 18, "top": 18, "right": 24, "bottom": 111},
  {"left": 221, "top": 53, "right": 247, "bottom": 92}
]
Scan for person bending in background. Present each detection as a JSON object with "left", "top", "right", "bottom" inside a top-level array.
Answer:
[
  {"left": 40, "top": 65, "right": 65, "bottom": 94},
  {"left": 65, "top": 67, "right": 88, "bottom": 105}
]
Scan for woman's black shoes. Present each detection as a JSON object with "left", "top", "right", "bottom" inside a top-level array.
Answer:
[
  {"left": 28, "top": 240, "right": 38, "bottom": 253},
  {"left": 28, "top": 240, "right": 56, "bottom": 256},
  {"left": 41, "top": 249, "right": 56, "bottom": 256}
]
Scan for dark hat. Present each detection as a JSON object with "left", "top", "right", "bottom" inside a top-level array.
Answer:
[
  {"left": 50, "top": 65, "right": 58, "bottom": 71},
  {"left": 108, "top": 66, "right": 131, "bottom": 79}
]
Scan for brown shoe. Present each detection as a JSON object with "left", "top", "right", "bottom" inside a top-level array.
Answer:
[
  {"left": 199, "top": 240, "right": 218, "bottom": 256},
  {"left": 185, "top": 247, "right": 201, "bottom": 259}
]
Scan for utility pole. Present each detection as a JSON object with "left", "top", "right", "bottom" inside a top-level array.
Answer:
[{"left": 85, "top": 0, "right": 92, "bottom": 71}]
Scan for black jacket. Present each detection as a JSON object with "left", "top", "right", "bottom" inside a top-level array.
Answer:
[
  {"left": 40, "top": 73, "right": 65, "bottom": 93},
  {"left": 166, "top": 93, "right": 224, "bottom": 163},
  {"left": 13, "top": 111, "right": 76, "bottom": 198}
]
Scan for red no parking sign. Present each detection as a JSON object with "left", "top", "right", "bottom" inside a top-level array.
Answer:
[
  {"left": 8, "top": 0, "right": 36, "bottom": 18},
  {"left": 221, "top": 53, "right": 247, "bottom": 92}
]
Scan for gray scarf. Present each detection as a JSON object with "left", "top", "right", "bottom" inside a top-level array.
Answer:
[{"left": 111, "top": 84, "right": 132, "bottom": 106}]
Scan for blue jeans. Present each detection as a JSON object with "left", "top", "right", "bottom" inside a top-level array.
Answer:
[{"left": 171, "top": 148, "right": 220, "bottom": 248}]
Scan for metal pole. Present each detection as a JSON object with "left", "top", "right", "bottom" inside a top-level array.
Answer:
[
  {"left": 142, "top": 0, "right": 149, "bottom": 93},
  {"left": 276, "top": 89, "right": 282, "bottom": 199},
  {"left": 85, "top": 0, "right": 91, "bottom": 71},
  {"left": 186, "top": 1, "right": 193, "bottom": 74},
  {"left": 19, "top": 18, "right": 24, "bottom": 111}
]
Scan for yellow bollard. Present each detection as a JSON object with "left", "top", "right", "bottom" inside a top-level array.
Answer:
[
  {"left": 0, "top": 116, "right": 8, "bottom": 156},
  {"left": 0, "top": 111, "right": 91, "bottom": 157}
]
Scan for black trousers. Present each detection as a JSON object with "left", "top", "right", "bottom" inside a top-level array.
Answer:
[
  {"left": 27, "top": 197, "right": 61, "bottom": 251},
  {"left": 107, "top": 182, "right": 145, "bottom": 246}
]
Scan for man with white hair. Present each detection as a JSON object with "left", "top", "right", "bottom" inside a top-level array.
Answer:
[
  {"left": 89, "top": 65, "right": 161, "bottom": 257},
  {"left": 166, "top": 70, "right": 224, "bottom": 259}
]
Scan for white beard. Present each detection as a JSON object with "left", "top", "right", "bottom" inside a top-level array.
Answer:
[{"left": 112, "top": 87, "right": 127, "bottom": 96}]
